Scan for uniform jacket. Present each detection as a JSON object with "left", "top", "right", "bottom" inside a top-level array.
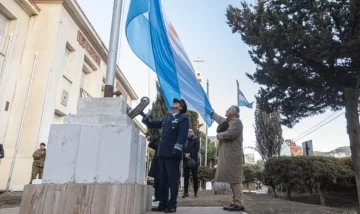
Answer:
[
  {"left": 142, "top": 114, "right": 189, "bottom": 158},
  {"left": 0, "top": 144, "right": 4, "bottom": 159},
  {"left": 32, "top": 149, "right": 46, "bottom": 168},
  {"left": 183, "top": 135, "right": 200, "bottom": 166},
  {"left": 212, "top": 112, "right": 243, "bottom": 184}
]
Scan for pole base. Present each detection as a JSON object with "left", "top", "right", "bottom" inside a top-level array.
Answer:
[{"left": 104, "top": 85, "right": 115, "bottom": 97}]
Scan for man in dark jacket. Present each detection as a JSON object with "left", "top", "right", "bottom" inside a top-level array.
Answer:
[
  {"left": 0, "top": 143, "right": 4, "bottom": 159},
  {"left": 142, "top": 98, "right": 189, "bottom": 213},
  {"left": 147, "top": 133, "right": 161, "bottom": 202},
  {"left": 182, "top": 129, "right": 200, "bottom": 198}
]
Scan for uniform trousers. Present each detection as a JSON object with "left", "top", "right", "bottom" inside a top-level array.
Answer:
[{"left": 158, "top": 157, "right": 181, "bottom": 209}]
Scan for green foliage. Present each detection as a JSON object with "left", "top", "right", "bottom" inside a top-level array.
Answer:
[
  {"left": 254, "top": 105, "right": 283, "bottom": 161},
  {"left": 259, "top": 156, "right": 354, "bottom": 205},
  {"left": 226, "top": 0, "right": 360, "bottom": 127},
  {"left": 256, "top": 160, "right": 265, "bottom": 169},
  {"left": 198, "top": 166, "right": 216, "bottom": 182},
  {"left": 341, "top": 157, "right": 353, "bottom": 169},
  {"left": 243, "top": 164, "right": 262, "bottom": 188}
]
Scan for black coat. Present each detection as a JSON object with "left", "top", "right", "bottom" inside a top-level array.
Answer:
[
  {"left": 142, "top": 114, "right": 189, "bottom": 158},
  {"left": 148, "top": 138, "right": 160, "bottom": 178},
  {"left": 183, "top": 135, "right": 200, "bottom": 167},
  {"left": 0, "top": 144, "right": 4, "bottom": 159}
]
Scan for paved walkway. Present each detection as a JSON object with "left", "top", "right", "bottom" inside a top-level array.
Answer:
[{"left": 0, "top": 207, "right": 247, "bottom": 214}]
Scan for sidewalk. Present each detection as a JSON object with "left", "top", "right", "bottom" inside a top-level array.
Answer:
[{"left": 0, "top": 207, "right": 248, "bottom": 214}]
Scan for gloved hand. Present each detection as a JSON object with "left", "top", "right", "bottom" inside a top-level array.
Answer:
[
  {"left": 172, "top": 144, "right": 183, "bottom": 157},
  {"left": 141, "top": 116, "right": 150, "bottom": 123}
]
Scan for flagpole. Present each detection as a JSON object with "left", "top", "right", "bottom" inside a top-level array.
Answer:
[
  {"left": 236, "top": 80, "right": 240, "bottom": 113},
  {"left": 205, "top": 79, "right": 209, "bottom": 166},
  {"left": 104, "top": 0, "right": 124, "bottom": 97}
]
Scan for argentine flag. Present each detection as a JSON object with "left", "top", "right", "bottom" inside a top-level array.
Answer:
[
  {"left": 239, "top": 89, "right": 254, "bottom": 109},
  {"left": 125, "top": 0, "right": 213, "bottom": 126}
]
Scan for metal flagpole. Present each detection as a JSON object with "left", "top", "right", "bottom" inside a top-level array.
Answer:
[
  {"left": 236, "top": 80, "right": 240, "bottom": 113},
  {"left": 104, "top": 0, "right": 124, "bottom": 97},
  {"left": 6, "top": 52, "right": 38, "bottom": 192},
  {"left": 205, "top": 79, "right": 209, "bottom": 166},
  {"left": 36, "top": 69, "right": 52, "bottom": 147}
]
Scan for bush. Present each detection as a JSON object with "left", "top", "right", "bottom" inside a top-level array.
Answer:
[
  {"left": 198, "top": 166, "right": 216, "bottom": 181},
  {"left": 260, "top": 156, "right": 354, "bottom": 206},
  {"left": 243, "top": 164, "right": 262, "bottom": 188}
]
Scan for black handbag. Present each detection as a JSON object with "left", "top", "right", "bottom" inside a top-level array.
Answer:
[
  {"left": 187, "top": 158, "right": 196, "bottom": 168},
  {"left": 216, "top": 121, "right": 229, "bottom": 133}
]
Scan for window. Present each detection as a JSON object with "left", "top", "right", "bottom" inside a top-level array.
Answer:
[
  {"left": 63, "top": 46, "right": 70, "bottom": 74},
  {"left": 62, "top": 43, "right": 75, "bottom": 80},
  {"left": 0, "top": 12, "right": 9, "bottom": 50}
]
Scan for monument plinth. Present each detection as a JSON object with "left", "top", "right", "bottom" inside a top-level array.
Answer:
[{"left": 19, "top": 98, "right": 152, "bottom": 214}]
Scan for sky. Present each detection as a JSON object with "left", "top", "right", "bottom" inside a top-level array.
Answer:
[{"left": 77, "top": 0, "right": 350, "bottom": 160}]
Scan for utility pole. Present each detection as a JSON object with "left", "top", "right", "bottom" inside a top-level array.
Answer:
[
  {"left": 104, "top": 0, "right": 124, "bottom": 97},
  {"left": 205, "top": 79, "right": 209, "bottom": 166},
  {"left": 193, "top": 57, "right": 208, "bottom": 166},
  {"left": 236, "top": 80, "right": 240, "bottom": 114}
]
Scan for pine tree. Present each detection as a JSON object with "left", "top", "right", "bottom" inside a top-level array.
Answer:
[
  {"left": 254, "top": 105, "right": 283, "bottom": 161},
  {"left": 226, "top": 0, "right": 360, "bottom": 206}
]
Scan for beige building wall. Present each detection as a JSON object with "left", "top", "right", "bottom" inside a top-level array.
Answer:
[{"left": 0, "top": 0, "right": 145, "bottom": 191}]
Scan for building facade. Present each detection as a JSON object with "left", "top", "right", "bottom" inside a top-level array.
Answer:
[
  {"left": 0, "top": 0, "right": 145, "bottom": 191},
  {"left": 280, "top": 139, "right": 303, "bottom": 157},
  {"left": 244, "top": 153, "right": 255, "bottom": 165}
]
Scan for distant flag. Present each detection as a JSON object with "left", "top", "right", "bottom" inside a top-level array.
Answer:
[
  {"left": 125, "top": 0, "right": 213, "bottom": 126},
  {"left": 238, "top": 89, "right": 254, "bottom": 109}
]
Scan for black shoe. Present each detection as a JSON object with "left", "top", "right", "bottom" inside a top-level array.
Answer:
[
  {"left": 164, "top": 208, "right": 176, "bottom": 213},
  {"left": 182, "top": 193, "right": 189, "bottom": 198},
  {"left": 223, "top": 204, "right": 235, "bottom": 210},
  {"left": 227, "top": 205, "right": 245, "bottom": 212},
  {"left": 194, "top": 192, "right": 198, "bottom": 198},
  {"left": 151, "top": 207, "right": 166, "bottom": 212}
]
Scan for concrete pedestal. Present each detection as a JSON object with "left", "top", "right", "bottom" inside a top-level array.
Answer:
[{"left": 20, "top": 98, "right": 151, "bottom": 214}]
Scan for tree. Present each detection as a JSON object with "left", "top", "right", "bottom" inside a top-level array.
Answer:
[
  {"left": 254, "top": 104, "right": 283, "bottom": 161},
  {"left": 262, "top": 156, "right": 353, "bottom": 205},
  {"left": 226, "top": 0, "right": 360, "bottom": 207}
]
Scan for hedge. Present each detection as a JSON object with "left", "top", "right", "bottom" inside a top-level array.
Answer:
[{"left": 257, "top": 156, "right": 354, "bottom": 206}]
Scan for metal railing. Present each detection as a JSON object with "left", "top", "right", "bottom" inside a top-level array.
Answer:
[{"left": 80, "top": 88, "right": 92, "bottom": 98}]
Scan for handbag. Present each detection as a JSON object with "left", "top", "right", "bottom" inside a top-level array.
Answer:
[{"left": 187, "top": 158, "right": 196, "bottom": 169}]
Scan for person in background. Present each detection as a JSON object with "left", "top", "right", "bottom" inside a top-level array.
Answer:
[
  {"left": 147, "top": 131, "right": 161, "bottom": 202},
  {"left": 211, "top": 106, "right": 245, "bottom": 212},
  {"left": 30, "top": 142, "right": 46, "bottom": 184},
  {"left": 142, "top": 98, "right": 189, "bottom": 213},
  {"left": 182, "top": 129, "right": 200, "bottom": 198},
  {"left": 0, "top": 143, "right": 4, "bottom": 160}
]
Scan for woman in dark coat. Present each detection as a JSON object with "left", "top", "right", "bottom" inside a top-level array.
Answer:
[{"left": 148, "top": 136, "right": 161, "bottom": 202}]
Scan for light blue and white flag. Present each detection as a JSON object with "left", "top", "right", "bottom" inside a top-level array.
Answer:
[
  {"left": 239, "top": 89, "right": 254, "bottom": 109},
  {"left": 126, "top": 0, "right": 213, "bottom": 126}
]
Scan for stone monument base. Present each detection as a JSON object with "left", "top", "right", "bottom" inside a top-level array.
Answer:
[{"left": 19, "top": 183, "right": 152, "bottom": 214}]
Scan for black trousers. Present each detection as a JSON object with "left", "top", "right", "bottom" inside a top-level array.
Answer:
[
  {"left": 183, "top": 166, "right": 198, "bottom": 193},
  {"left": 154, "top": 177, "right": 160, "bottom": 200},
  {"left": 158, "top": 157, "right": 181, "bottom": 209}
]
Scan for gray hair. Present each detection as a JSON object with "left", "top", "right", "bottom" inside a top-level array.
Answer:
[{"left": 229, "top": 105, "right": 240, "bottom": 117}]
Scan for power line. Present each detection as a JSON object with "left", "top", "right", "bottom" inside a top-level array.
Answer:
[
  {"left": 294, "top": 112, "right": 345, "bottom": 143},
  {"left": 293, "top": 112, "right": 339, "bottom": 142}
]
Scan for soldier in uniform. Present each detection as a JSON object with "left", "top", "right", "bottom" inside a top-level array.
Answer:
[
  {"left": 30, "top": 142, "right": 46, "bottom": 184},
  {"left": 142, "top": 98, "right": 189, "bottom": 213}
]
